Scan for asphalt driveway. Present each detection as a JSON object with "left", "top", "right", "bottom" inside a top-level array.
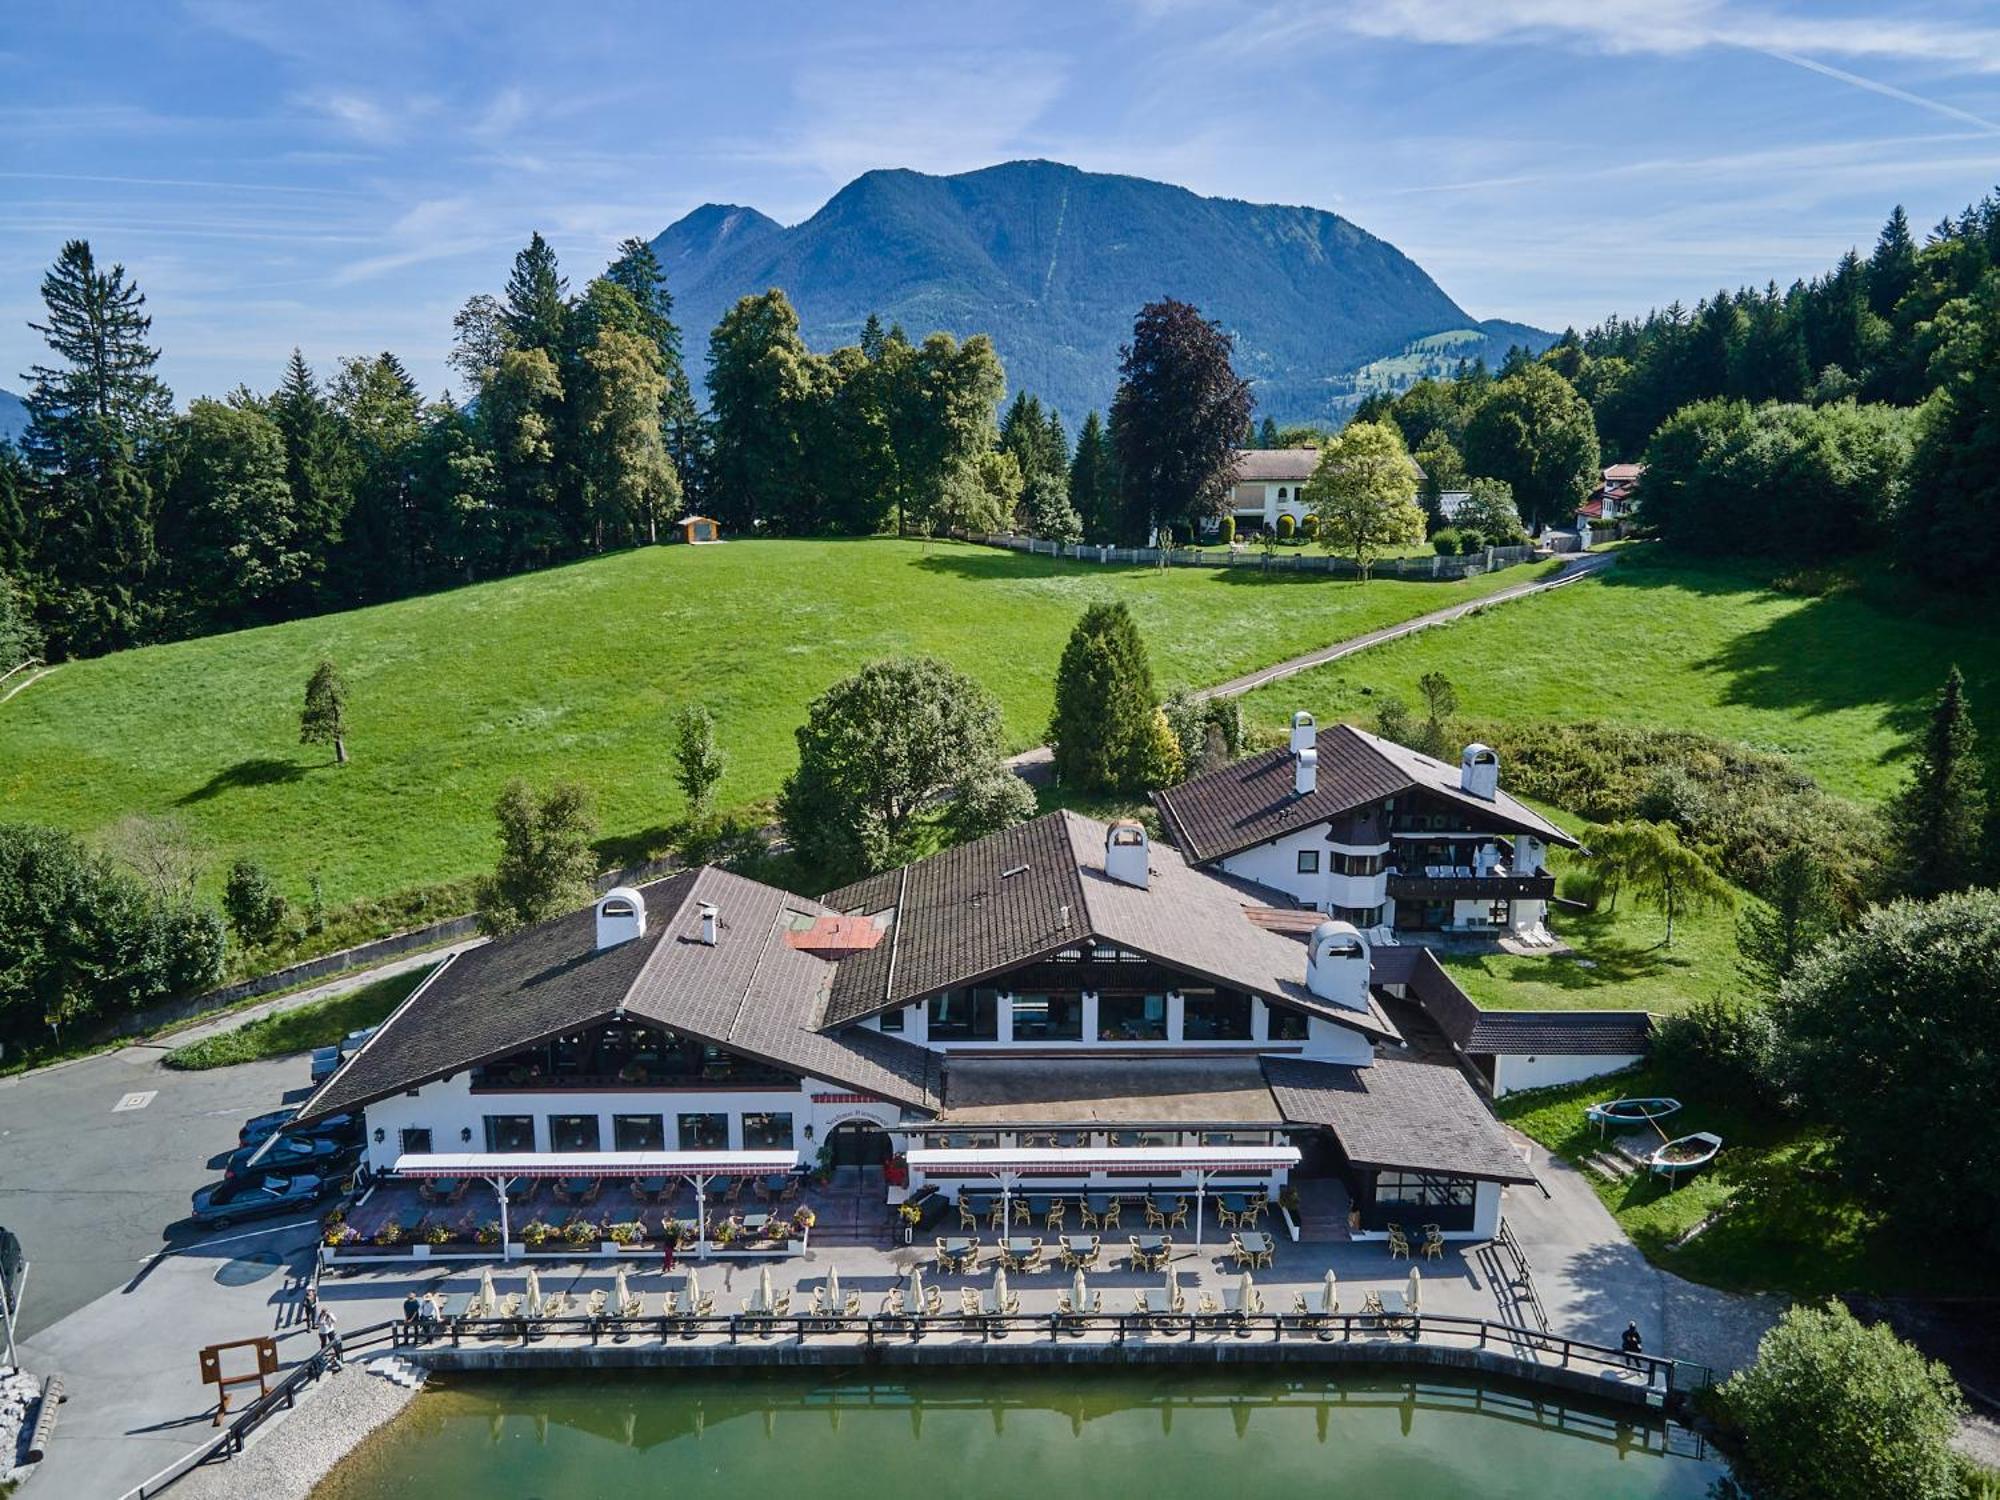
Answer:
[{"left": 0, "top": 1043, "right": 311, "bottom": 1340}]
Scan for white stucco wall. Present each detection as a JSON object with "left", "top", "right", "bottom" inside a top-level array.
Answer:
[
  {"left": 357, "top": 1073, "right": 904, "bottom": 1174},
  {"left": 1490, "top": 1052, "right": 1645, "bottom": 1098},
  {"left": 1218, "top": 826, "right": 1390, "bottom": 916}
]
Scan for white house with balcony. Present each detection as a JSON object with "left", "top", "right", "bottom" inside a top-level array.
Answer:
[{"left": 1152, "top": 714, "right": 1580, "bottom": 943}]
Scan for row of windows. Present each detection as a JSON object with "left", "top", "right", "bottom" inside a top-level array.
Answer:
[
  {"left": 1330, "top": 905, "right": 1385, "bottom": 927},
  {"left": 915, "top": 988, "right": 1306, "bottom": 1043},
  {"left": 470, "top": 1111, "right": 796, "bottom": 1155},
  {"left": 1374, "top": 1172, "right": 1477, "bottom": 1207},
  {"left": 927, "top": 1129, "right": 1279, "bottom": 1150},
  {"left": 1296, "top": 849, "right": 1385, "bottom": 877}
]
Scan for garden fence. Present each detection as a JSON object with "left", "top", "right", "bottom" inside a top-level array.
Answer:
[{"left": 966, "top": 534, "right": 1537, "bottom": 581}]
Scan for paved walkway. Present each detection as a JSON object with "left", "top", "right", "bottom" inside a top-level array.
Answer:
[
  {"left": 1009, "top": 549, "right": 1618, "bottom": 781},
  {"left": 1503, "top": 1129, "right": 1783, "bottom": 1379}
]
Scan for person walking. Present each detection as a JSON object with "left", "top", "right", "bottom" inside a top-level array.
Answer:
[
  {"left": 402, "top": 1290, "right": 421, "bottom": 1328},
  {"left": 316, "top": 1304, "right": 337, "bottom": 1352},
  {"left": 661, "top": 1234, "right": 678, "bottom": 1276}
]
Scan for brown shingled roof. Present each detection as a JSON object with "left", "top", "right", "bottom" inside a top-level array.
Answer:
[
  {"left": 821, "top": 809, "right": 1399, "bottom": 1042},
  {"left": 1231, "top": 448, "right": 1320, "bottom": 482},
  {"left": 297, "top": 867, "right": 940, "bottom": 1123},
  {"left": 1263, "top": 1054, "right": 1536, "bottom": 1184},
  {"left": 1153, "top": 723, "right": 1577, "bottom": 865}
]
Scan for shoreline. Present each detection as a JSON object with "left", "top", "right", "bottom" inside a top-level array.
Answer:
[{"left": 167, "top": 1358, "right": 418, "bottom": 1500}]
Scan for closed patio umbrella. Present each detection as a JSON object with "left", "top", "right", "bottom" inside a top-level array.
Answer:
[
  {"left": 524, "top": 1265, "right": 544, "bottom": 1317},
  {"left": 1319, "top": 1269, "right": 1339, "bottom": 1316},
  {"left": 684, "top": 1267, "right": 702, "bottom": 1313},
  {"left": 1163, "top": 1263, "right": 1181, "bottom": 1313},
  {"left": 756, "top": 1264, "right": 775, "bottom": 1314},
  {"left": 1072, "top": 1268, "right": 1089, "bottom": 1314},
  {"left": 614, "top": 1265, "right": 631, "bottom": 1315},
  {"left": 1407, "top": 1266, "right": 1422, "bottom": 1315},
  {"left": 992, "top": 1263, "right": 1010, "bottom": 1312},
  {"left": 1237, "top": 1269, "right": 1256, "bottom": 1315},
  {"left": 477, "top": 1267, "right": 496, "bottom": 1316},
  {"left": 826, "top": 1265, "right": 842, "bottom": 1310},
  {"left": 908, "top": 1265, "right": 926, "bottom": 1310}
]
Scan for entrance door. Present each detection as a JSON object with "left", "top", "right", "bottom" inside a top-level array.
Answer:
[{"left": 828, "top": 1120, "right": 892, "bottom": 1167}]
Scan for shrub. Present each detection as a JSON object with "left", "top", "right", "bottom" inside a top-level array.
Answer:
[
  {"left": 1556, "top": 866, "right": 1603, "bottom": 909},
  {"left": 222, "top": 857, "right": 287, "bottom": 947},
  {"left": 1431, "top": 528, "right": 1461, "bottom": 556},
  {"left": 1651, "top": 993, "right": 1778, "bottom": 1101},
  {"left": 1276, "top": 512, "right": 1295, "bottom": 540},
  {"left": 1217, "top": 516, "right": 1236, "bottom": 545},
  {"left": 1299, "top": 513, "right": 1318, "bottom": 540},
  {"left": 1718, "top": 1302, "right": 1964, "bottom": 1500}
]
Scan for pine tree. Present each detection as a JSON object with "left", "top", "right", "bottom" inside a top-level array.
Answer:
[
  {"left": 21, "top": 240, "right": 172, "bottom": 649},
  {"left": 1889, "top": 665, "right": 1988, "bottom": 897},
  {"left": 270, "top": 350, "right": 352, "bottom": 606},
  {"left": 1258, "top": 416, "right": 1280, "bottom": 449},
  {"left": 1047, "top": 601, "right": 1160, "bottom": 792},
  {"left": 300, "top": 658, "right": 350, "bottom": 764},
  {"left": 1067, "top": 411, "right": 1116, "bottom": 542},
  {"left": 1868, "top": 205, "right": 1917, "bottom": 319},
  {"left": 859, "top": 312, "right": 888, "bottom": 362},
  {"left": 501, "top": 232, "right": 569, "bottom": 355}
]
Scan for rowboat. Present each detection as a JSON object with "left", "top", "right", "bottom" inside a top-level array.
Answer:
[
  {"left": 1585, "top": 1097, "right": 1681, "bottom": 1135},
  {"left": 1648, "top": 1132, "right": 1722, "bottom": 1180}
]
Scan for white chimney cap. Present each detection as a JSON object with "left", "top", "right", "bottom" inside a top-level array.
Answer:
[
  {"left": 697, "top": 902, "right": 719, "bottom": 945},
  {"left": 1294, "top": 746, "right": 1318, "bottom": 797}
]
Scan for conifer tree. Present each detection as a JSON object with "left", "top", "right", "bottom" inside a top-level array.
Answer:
[
  {"left": 1048, "top": 601, "right": 1162, "bottom": 792},
  {"left": 1067, "top": 411, "right": 1116, "bottom": 542},
  {"left": 501, "top": 232, "right": 569, "bottom": 355},
  {"left": 1888, "top": 665, "right": 1988, "bottom": 897}
]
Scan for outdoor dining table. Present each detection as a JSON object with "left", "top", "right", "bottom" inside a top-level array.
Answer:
[
  {"left": 1132, "top": 1234, "right": 1169, "bottom": 1268},
  {"left": 1001, "top": 1237, "right": 1041, "bottom": 1269},
  {"left": 1061, "top": 1234, "right": 1099, "bottom": 1267},
  {"left": 760, "top": 1175, "right": 789, "bottom": 1195},
  {"left": 938, "top": 1236, "right": 976, "bottom": 1272},
  {"left": 1238, "top": 1231, "right": 1274, "bottom": 1262}
]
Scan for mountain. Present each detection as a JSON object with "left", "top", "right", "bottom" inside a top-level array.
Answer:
[
  {"left": 0, "top": 388, "right": 26, "bottom": 446},
  {"left": 651, "top": 161, "right": 1553, "bottom": 425}
]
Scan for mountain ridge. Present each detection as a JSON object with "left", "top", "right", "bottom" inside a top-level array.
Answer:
[
  {"left": 0, "top": 388, "right": 26, "bottom": 445},
  {"left": 652, "top": 160, "right": 1552, "bottom": 424}
]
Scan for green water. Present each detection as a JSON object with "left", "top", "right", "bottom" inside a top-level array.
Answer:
[{"left": 314, "top": 1369, "right": 1728, "bottom": 1498}]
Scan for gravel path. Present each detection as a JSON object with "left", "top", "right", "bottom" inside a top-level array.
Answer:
[{"left": 169, "top": 1359, "right": 418, "bottom": 1500}]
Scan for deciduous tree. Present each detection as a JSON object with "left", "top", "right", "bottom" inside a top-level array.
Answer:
[
  {"left": 1109, "top": 299, "right": 1252, "bottom": 543},
  {"left": 1305, "top": 420, "right": 1425, "bottom": 577},
  {"left": 671, "top": 703, "right": 726, "bottom": 825},
  {"left": 300, "top": 658, "right": 350, "bottom": 764},
  {"left": 1461, "top": 363, "right": 1600, "bottom": 529},
  {"left": 476, "top": 779, "right": 599, "bottom": 935}
]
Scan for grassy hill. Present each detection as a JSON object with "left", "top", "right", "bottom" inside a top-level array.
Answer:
[
  {"left": 0, "top": 538, "right": 1551, "bottom": 915},
  {"left": 1234, "top": 546, "right": 2000, "bottom": 804}
]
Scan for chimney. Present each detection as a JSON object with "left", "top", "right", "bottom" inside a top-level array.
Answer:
[
  {"left": 1290, "top": 710, "right": 1317, "bottom": 754},
  {"left": 697, "top": 902, "right": 719, "bottom": 946},
  {"left": 1294, "top": 746, "right": 1318, "bottom": 797},
  {"left": 1460, "top": 743, "right": 1499, "bottom": 800},
  {"left": 1104, "top": 819, "right": 1150, "bottom": 890},
  {"left": 1305, "top": 919, "right": 1371, "bottom": 1012},
  {"left": 594, "top": 886, "right": 647, "bottom": 949}
]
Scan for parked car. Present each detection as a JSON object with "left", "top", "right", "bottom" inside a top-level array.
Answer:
[
  {"left": 239, "top": 1106, "right": 299, "bottom": 1147},
  {"left": 240, "top": 1108, "right": 360, "bottom": 1149},
  {"left": 308, "top": 1026, "right": 380, "bottom": 1083},
  {"left": 191, "top": 1172, "right": 337, "bottom": 1228},
  {"left": 222, "top": 1133, "right": 355, "bottom": 1181}
]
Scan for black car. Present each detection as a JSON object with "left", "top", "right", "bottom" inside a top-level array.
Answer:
[
  {"left": 191, "top": 1172, "right": 336, "bottom": 1228},
  {"left": 239, "top": 1108, "right": 360, "bottom": 1148},
  {"left": 222, "top": 1133, "right": 355, "bottom": 1181}
]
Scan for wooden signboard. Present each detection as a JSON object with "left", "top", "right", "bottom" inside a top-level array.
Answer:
[{"left": 198, "top": 1336, "right": 280, "bottom": 1424}]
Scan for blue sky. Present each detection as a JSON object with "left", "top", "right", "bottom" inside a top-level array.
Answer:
[{"left": 3, "top": 0, "right": 1998, "bottom": 402}]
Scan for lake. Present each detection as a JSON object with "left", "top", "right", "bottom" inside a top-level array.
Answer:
[{"left": 313, "top": 1367, "right": 1728, "bottom": 1497}]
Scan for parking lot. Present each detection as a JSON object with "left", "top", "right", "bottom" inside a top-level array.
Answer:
[{"left": 0, "top": 1043, "right": 308, "bottom": 1339}]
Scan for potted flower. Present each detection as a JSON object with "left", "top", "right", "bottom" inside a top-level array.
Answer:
[
  {"left": 897, "top": 1201, "right": 922, "bottom": 1245},
  {"left": 884, "top": 1154, "right": 909, "bottom": 1190},
  {"left": 563, "top": 1218, "right": 598, "bottom": 1248},
  {"left": 374, "top": 1220, "right": 404, "bottom": 1248},
  {"left": 323, "top": 1222, "right": 360, "bottom": 1249},
  {"left": 474, "top": 1221, "right": 502, "bottom": 1246},
  {"left": 608, "top": 1220, "right": 646, "bottom": 1247},
  {"left": 425, "top": 1221, "right": 453, "bottom": 1246},
  {"left": 712, "top": 1219, "right": 739, "bottom": 1248},
  {"left": 521, "top": 1219, "right": 556, "bottom": 1249}
]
